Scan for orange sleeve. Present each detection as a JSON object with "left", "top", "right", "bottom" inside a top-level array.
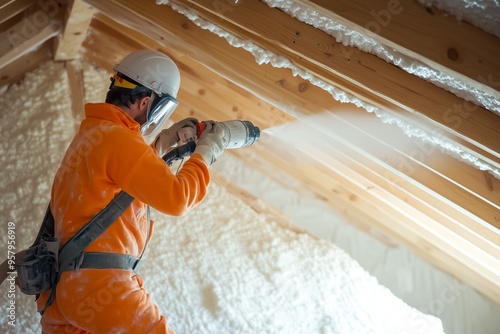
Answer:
[
  {"left": 150, "top": 140, "right": 159, "bottom": 155},
  {"left": 103, "top": 128, "right": 210, "bottom": 217}
]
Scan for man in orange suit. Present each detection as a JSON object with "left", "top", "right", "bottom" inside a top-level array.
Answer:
[{"left": 36, "top": 50, "right": 224, "bottom": 333}]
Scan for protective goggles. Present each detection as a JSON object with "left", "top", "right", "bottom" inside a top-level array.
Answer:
[
  {"left": 140, "top": 92, "right": 179, "bottom": 138},
  {"left": 110, "top": 74, "right": 179, "bottom": 138}
]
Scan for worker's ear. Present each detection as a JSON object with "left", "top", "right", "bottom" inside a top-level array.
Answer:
[{"left": 139, "top": 96, "right": 151, "bottom": 113}]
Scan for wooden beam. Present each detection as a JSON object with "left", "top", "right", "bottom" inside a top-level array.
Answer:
[
  {"left": 0, "top": 0, "right": 36, "bottom": 25},
  {"left": 53, "top": 0, "right": 94, "bottom": 61},
  {"left": 0, "top": 0, "right": 15, "bottom": 9},
  {"left": 292, "top": 0, "right": 500, "bottom": 103},
  {"left": 172, "top": 62, "right": 500, "bottom": 246},
  {"left": 0, "top": 23, "right": 59, "bottom": 69},
  {"left": 0, "top": 8, "right": 62, "bottom": 68},
  {"left": 0, "top": 39, "right": 52, "bottom": 87}
]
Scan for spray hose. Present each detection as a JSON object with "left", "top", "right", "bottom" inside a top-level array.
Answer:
[{"left": 162, "top": 141, "right": 197, "bottom": 166}]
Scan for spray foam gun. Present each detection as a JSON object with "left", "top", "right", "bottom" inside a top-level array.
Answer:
[{"left": 162, "top": 120, "right": 260, "bottom": 166}]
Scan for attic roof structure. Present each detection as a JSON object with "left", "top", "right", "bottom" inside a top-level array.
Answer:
[{"left": 1, "top": 0, "right": 499, "bottom": 331}]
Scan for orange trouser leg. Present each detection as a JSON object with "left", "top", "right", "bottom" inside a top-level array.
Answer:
[{"left": 37, "top": 270, "right": 175, "bottom": 334}]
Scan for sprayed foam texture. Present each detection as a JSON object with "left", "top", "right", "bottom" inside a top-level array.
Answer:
[
  {"left": 417, "top": 0, "right": 500, "bottom": 38},
  {"left": 0, "top": 62, "right": 75, "bottom": 333}
]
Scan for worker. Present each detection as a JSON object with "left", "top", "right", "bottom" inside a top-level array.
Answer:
[{"left": 35, "top": 49, "right": 224, "bottom": 333}]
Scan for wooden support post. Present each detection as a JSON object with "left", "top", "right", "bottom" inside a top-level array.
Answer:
[
  {"left": 53, "top": 0, "right": 94, "bottom": 61},
  {"left": 65, "top": 59, "right": 85, "bottom": 132}
]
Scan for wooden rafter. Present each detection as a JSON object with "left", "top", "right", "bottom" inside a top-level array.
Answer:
[
  {"left": 0, "top": 0, "right": 36, "bottom": 25},
  {"left": 171, "top": 0, "right": 500, "bottom": 167},
  {"left": 0, "top": 5, "right": 63, "bottom": 69},
  {"left": 292, "top": 0, "right": 500, "bottom": 102},
  {"left": 80, "top": 5, "right": 500, "bottom": 305},
  {"left": 0, "top": 40, "right": 52, "bottom": 86}
]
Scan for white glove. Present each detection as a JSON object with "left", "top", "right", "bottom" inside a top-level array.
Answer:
[
  {"left": 154, "top": 118, "right": 198, "bottom": 156},
  {"left": 194, "top": 121, "right": 225, "bottom": 166}
]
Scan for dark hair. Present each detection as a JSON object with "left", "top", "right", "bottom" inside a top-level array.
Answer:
[
  {"left": 106, "top": 72, "right": 151, "bottom": 108},
  {"left": 105, "top": 90, "right": 150, "bottom": 108}
]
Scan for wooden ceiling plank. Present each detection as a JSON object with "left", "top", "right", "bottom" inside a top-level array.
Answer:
[
  {"left": 176, "top": 70, "right": 500, "bottom": 243},
  {"left": 0, "top": 0, "right": 36, "bottom": 25},
  {"left": 176, "top": 0, "right": 500, "bottom": 166},
  {"left": 0, "top": 22, "right": 60, "bottom": 69},
  {"left": 53, "top": 0, "right": 94, "bottom": 61},
  {"left": 292, "top": 0, "right": 500, "bottom": 102},
  {"left": 0, "top": 0, "right": 15, "bottom": 10},
  {"left": 0, "top": 39, "right": 52, "bottom": 87}
]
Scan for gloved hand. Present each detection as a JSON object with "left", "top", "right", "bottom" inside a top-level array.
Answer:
[
  {"left": 194, "top": 121, "right": 225, "bottom": 166},
  {"left": 154, "top": 118, "right": 198, "bottom": 156}
]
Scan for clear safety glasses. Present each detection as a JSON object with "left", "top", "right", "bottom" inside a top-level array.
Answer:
[{"left": 140, "top": 92, "right": 179, "bottom": 138}]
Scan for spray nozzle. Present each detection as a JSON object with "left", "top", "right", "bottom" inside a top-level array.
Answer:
[{"left": 163, "top": 120, "right": 260, "bottom": 165}]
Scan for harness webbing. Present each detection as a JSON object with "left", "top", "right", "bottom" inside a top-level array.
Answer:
[{"left": 41, "top": 192, "right": 150, "bottom": 315}]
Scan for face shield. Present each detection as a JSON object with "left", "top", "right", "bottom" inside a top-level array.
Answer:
[{"left": 140, "top": 92, "right": 179, "bottom": 138}]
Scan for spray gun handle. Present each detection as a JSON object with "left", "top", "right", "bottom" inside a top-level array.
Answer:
[
  {"left": 196, "top": 122, "right": 207, "bottom": 137},
  {"left": 177, "top": 122, "right": 208, "bottom": 145}
]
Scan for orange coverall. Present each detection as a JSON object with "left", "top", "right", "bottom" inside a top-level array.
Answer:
[{"left": 36, "top": 103, "right": 210, "bottom": 333}]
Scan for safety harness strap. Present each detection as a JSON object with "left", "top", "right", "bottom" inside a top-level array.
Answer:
[
  {"left": 41, "top": 191, "right": 140, "bottom": 315},
  {"left": 57, "top": 207, "right": 151, "bottom": 275},
  {"left": 70, "top": 252, "right": 143, "bottom": 273},
  {"left": 58, "top": 191, "right": 135, "bottom": 268}
]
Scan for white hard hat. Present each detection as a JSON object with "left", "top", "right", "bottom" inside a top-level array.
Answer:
[
  {"left": 113, "top": 49, "right": 180, "bottom": 97},
  {"left": 112, "top": 50, "right": 181, "bottom": 137}
]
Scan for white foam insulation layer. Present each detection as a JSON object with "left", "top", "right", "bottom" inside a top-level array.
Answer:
[
  {"left": 261, "top": 0, "right": 500, "bottom": 115},
  {"left": 0, "top": 61, "right": 450, "bottom": 333},
  {"left": 156, "top": 0, "right": 500, "bottom": 181},
  {"left": 418, "top": 0, "right": 500, "bottom": 38}
]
